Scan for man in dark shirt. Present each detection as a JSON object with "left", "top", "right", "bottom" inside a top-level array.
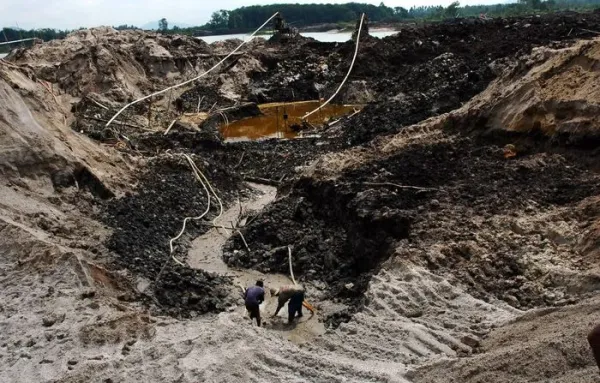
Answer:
[{"left": 243, "top": 280, "right": 265, "bottom": 326}]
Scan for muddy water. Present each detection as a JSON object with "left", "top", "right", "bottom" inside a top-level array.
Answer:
[
  {"left": 220, "top": 100, "right": 360, "bottom": 142},
  {"left": 187, "top": 182, "right": 325, "bottom": 343}
]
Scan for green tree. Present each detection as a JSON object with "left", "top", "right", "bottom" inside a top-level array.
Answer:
[
  {"left": 394, "top": 7, "right": 409, "bottom": 18},
  {"left": 446, "top": 1, "right": 460, "bottom": 17},
  {"left": 209, "top": 10, "right": 230, "bottom": 29},
  {"left": 159, "top": 18, "right": 168, "bottom": 31}
]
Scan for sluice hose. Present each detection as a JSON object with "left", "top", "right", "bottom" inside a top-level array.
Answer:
[{"left": 302, "top": 13, "right": 365, "bottom": 121}]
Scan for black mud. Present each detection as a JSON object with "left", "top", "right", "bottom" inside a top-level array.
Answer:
[
  {"left": 100, "top": 155, "right": 247, "bottom": 316},
  {"left": 224, "top": 135, "right": 600, "bottom": 326},
  {"left": 345, "top": 12, "right": 600, "bottom": 145}
]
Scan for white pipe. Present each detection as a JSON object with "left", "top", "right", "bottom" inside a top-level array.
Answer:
[
  {"left": 288, "top": 245, "right": 297, "bottom": 285},
  {"left": 105, "top": 12, "right": 279, "bottom": 128},
  {"left": 168, "top": 154, "right": 213, "bottom": 266},
  {"left": 0, "top": 38, "right": 36, "bottom": 46},
  {"left": 302, "top": 13, "right": 365, "bottom": 121}
]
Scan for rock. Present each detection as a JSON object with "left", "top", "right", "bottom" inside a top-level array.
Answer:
[
  {"left": 42, "top": 312, "right": 65, "bottom": 327},
  {"left": 461, "top": 334, "right": 481, "bottom": 349},
  {"left": 80, "top": 288, "right": 96, "bottom": 299},
  {"left": 503, "top": 295, "right": 520, "bottom": 307},
  {"left": 544, "top": 291, "right": 557, "bottom": 302}
]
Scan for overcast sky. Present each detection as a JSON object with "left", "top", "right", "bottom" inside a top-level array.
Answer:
[{"left": 2, "top": 0, "right": 505, "bottom": 30}]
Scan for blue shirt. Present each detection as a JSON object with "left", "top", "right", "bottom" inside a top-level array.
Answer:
[{"left": 244, "top": 286, "right": 265, "bottom": 306}]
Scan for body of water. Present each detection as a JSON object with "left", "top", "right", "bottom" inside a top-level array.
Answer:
[
  {"left": 0, "top": 53, "right": 7, "bottom": 59},
  {"left": 199, "top": 30, "right": 397, "bottom": 44}
]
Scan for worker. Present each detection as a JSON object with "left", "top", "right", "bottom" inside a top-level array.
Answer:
[
  {"left": 588, "top": 323, "right": 600, "bottom": 371},
  {"left": 243, "top": 280, "right": 265, "bottom": 327},
  {"left": 271, "top": 284, "right": 312, "bottom": 324}
]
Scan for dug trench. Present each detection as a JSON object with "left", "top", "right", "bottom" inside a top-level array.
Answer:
[
  {"left": 100, "top": 154, "right": 249, "bottom": 316},
  {"left": 92, "top": 13, "right": 600, "bottom": 325},
  {"left": 222, "top": 127, "right": 600, "bottom": 327}
]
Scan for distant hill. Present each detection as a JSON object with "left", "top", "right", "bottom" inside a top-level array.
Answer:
[{"left": 140, "top": 21, "right": 195, "bottom": 30}]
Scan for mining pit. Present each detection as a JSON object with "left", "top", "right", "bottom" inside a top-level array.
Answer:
[{"left": 2, "top": 13, "right": 600, "bottom": 382}]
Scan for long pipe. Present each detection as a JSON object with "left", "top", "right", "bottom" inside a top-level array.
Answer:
[
  {"left": 302, "top": 13, "right": 365, "bottom": 121},
  {"left": 105, "top": 12, "right": 279, "bottom": 128},
  {"left": 0, "top": 38, "right": 36, "bottom": 46}
]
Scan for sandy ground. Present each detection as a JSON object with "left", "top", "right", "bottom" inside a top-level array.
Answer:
[
  {"left": 3, "top": 25, "right": 600, "bottom": 383},
  {"left": 0, "top": 174, "right": 528, "bottom": 382}
]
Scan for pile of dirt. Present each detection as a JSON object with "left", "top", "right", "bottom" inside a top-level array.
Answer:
[
  {"left": 8, "top": 27, "right": 213, "bottom": 103},
  {"left": 343, "top": 11, "right": 600, "bottom": 145},
  {"left": 410, "top": 296, "right": 600, "bottom": 382},
  {"left": 0, "top": 61, "right": 130, "bottom": 191},
  {"left": 246, "top": 40, "right": 342, "bottom": 103},
  {"left": 175, "top": 84, "right": 235, "bottom": 113},
  {"left": 135, "top": 131, "right": 342, "bottom": 181},
  {"left": 101, "top": 154, "right": 247, "bottom": 316},
  {"left": 453, "top": 38, "right": 600, "bottom": 147},
  {"left": 224, "top": 37, "right": 600, "bottom": 325},
  {"left": 225, "top": 137, "right": 600, "bottom": 316}
]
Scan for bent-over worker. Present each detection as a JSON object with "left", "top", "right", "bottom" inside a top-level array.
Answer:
[
  {"left": 271, "top": 284, "right": 312, "bottom": 324},
  {"left": 244, "top": 280, "right": 265, "bottom": 327}
]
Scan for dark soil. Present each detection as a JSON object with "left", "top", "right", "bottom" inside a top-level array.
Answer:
[
  {"left": 78, "top": 11, "right": 600, "bottom": 325},
  {"left": 100, "top": 155, "right": 247, "bottom": 316},
  {"left": 135, "top": 131, "right": 342, "bottom": 181},
  {"left": 344, "top": 11, "right": 600, "bottom": 145},
  {"left": 176, "top": 85, "right": 236, "bottom": 113},
  {"left": 224, "top": 134, "right": 600, "bottom": 326}
]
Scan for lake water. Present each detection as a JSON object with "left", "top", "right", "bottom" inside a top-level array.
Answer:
[
  {"left": 199, "top": 30, "right": 396, "bottom": 44},
  {"left": 0, "top": 53, "right": 7, "bottom": 59}
]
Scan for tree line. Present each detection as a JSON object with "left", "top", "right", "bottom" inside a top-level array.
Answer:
[
  {"left": 187, "top": 0, "right": 600, "bottom": 35},
  {"left": 2, "top": 0, "right": 600, "bottom": 50},
  {"left": 1, "top": 27, "right": 69, "bottom": 53}
]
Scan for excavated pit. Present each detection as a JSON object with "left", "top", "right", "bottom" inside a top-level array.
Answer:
[{"left": 5, "top": 14, "right": 600, "bottom": 383}]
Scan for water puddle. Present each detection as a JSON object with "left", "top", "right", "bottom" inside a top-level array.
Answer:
[{"left": 220, "top": 100, "right": 361, "bottom": 142}]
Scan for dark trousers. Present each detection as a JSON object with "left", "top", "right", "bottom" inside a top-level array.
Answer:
[
  {"left": 288, "top": 292, "right": 304, "bottom": 323},
  {"left": 246, "top": 303, "right": 261, "bottom": 327}
]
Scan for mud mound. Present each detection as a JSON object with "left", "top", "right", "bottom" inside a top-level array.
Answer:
[
  {"left": 102, "top": 155, "right": 246, "bottom": 316},
  {"left": 176, "top": 85, "right": 235, "bottom": 113},
  {"left": 410, "top": 297, "right": 600, "bottom": 382},
  {"left": 8, "top": 27, "right": 212, "bottom": 103},
  {"left": 246, "top": 40, "right": 341, "bottom": 103},
  {"left": 344, "top": 12, "right": 600, "bottom": 145},
  {"left": 135, "top": 131, "right": 341, "bottom": 181},
  {"left": 0, "top": 62, "right": 129, "bottom": 190},
  {"left": 225, "top": 135, "right": 600, "bottom": 319},
  {"left": 455, "top": 38, "right": 600, "bottom": 146}
]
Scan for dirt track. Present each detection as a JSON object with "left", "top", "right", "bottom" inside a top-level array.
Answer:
[{"left": 3, "top": 12, "right": 600, "bottom": 383}]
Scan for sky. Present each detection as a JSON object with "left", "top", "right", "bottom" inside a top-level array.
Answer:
[{"left": 2, "top": 0, "right": 506, "bottom": 30}]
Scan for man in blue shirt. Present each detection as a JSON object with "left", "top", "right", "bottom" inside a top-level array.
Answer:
[{"left": 243, "top": 280, "right": 265, "bottom": 327}]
